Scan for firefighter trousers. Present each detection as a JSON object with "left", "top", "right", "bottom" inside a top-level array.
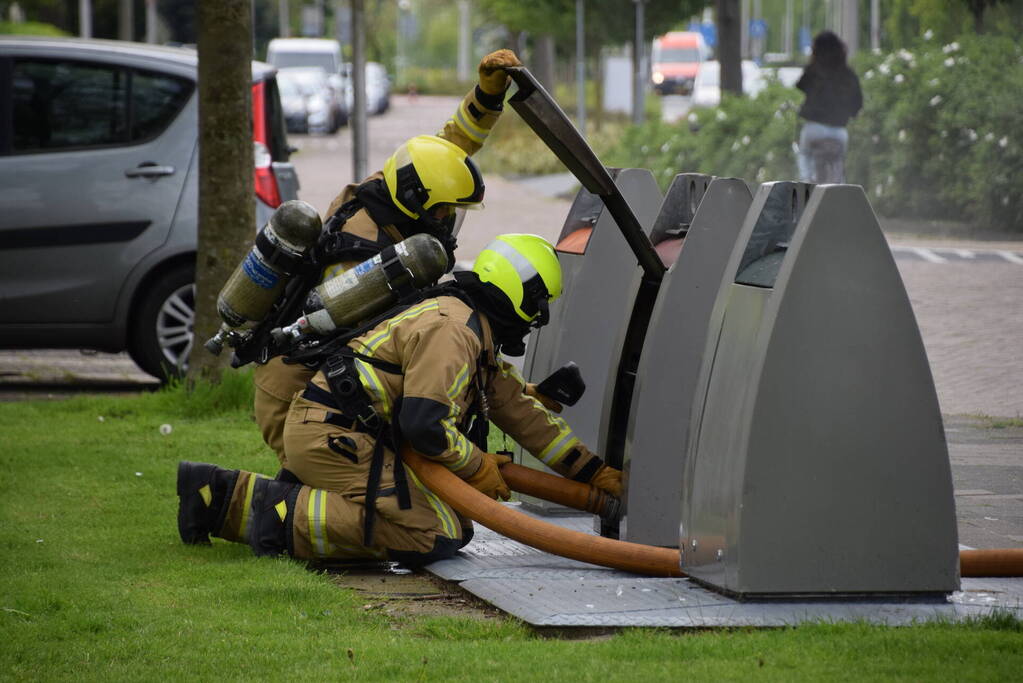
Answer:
[{"left": 212, "top": 391, "right": 469, "bottom": 562}]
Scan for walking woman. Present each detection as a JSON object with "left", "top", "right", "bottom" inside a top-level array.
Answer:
[{"left": 795, "top": 31, "right": 863, "bottom": 182}]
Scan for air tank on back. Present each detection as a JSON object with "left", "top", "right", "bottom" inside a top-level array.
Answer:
[
  {"left": 205, "top": 200, "right": 322, "bottom": 355},
  {"left": 277, "top": 232, "right": 449, "bottom": 340}
]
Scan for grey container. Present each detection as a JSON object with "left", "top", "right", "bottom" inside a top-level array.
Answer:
[
  {"left": 619, "top": 175, "right": 753, "bottom": 547},
  {"left": 516, "top": 168, "right": 662, "bottom": 513},
  {"left": 679, "top": 182, "right": 959, "bottom": 598}
]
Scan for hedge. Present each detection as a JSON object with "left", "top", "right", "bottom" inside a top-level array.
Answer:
[{"left": 604, "top": 34, "right": 1023, "bottom": 233}]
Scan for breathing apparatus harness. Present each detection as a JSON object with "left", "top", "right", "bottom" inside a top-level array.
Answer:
[{"left": 288, "top": 278, "right": 497, "bottom": 547}]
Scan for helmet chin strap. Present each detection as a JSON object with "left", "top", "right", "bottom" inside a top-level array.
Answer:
[{"left": 452, "top": 272, "right": 534, "bottom": 356}]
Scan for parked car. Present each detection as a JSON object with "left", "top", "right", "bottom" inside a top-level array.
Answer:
[
  {"left": 266, "top": 37, "right": 350, "bottom": 114},
  {"left": 339, "top": 61, "right": 391, "bottom": 116},
  {"left": 0, "top": 37, "right": 299, "bottom": 381},
  {"left": 276, "top": 66, "right": 346, "bottom": 134},
  {"left": 651, "top": 31, "right": 711, "bottom": 95},
  {"left": 365, "top": 61, "right": 390, "bottom": 114},
  {"left": 690, "top": 60, "right": 767, "bottom": 108}
]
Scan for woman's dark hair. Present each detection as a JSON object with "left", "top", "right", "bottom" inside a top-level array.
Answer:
[{"left": 810, "top": 30, "right": 847, "bottom": 69}]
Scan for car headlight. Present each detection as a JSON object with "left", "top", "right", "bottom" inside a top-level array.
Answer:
[{"left": 652, "top": 71, "right": 664, "bottom": 85}]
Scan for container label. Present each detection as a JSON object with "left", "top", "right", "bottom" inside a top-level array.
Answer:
[
  {"left": 243, "top": 252, "right": 279, "bottom": 289},
  {"left": 321, "top": 268, "right": 359, "bottom": 300},
  {"left": 353, "top": 253, "right": 382, "bottom": 277}
]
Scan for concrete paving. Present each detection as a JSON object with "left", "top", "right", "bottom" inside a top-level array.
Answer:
[{"left": 426, "top": 508, "right": 1023, "bottom": 628}]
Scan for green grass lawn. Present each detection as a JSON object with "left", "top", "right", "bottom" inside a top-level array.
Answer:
[{"left": 1, "top": 376, "right": 1020, "bottom": 680}]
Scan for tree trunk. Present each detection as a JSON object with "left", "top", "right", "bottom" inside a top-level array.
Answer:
[
  {"left": 716, "top": 0, "right": 743, "bottom": 96},
  {"left": 188, "top": 0, "right": 255, "bottom": 383},
  {"left": 535, "top": 34, "right": 557, "bottom": 92}
]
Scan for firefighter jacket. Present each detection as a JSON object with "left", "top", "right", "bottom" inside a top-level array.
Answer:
[{"left": 303, "top": 294, "right": 608, "bottom": 485}]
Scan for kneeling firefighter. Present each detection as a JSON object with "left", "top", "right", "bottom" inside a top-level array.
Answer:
[
  {"left": 178, "top": 234, "right": 623, "bottom": 565},
  {"left": 253, "top": 48, "right": 537, "bottom": 464}
]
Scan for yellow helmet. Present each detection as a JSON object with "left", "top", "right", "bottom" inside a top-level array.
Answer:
[
  {"left": 472, "top": 234, "right": 562, "bottom": 325},
  {"left": 382, "top": 135, "right": 485, "bottom": 219}
]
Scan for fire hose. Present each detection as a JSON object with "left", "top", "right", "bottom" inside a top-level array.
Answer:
[
  {"left": 401, "top": 445, "right": 1023, "bottom": 579},
  {"left": 402, "top": 445, "right": 683, "bottom": 577}
]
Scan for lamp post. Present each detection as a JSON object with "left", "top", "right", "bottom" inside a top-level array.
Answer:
[
  {"left": 632, "top": 0, "right": 645, "bottom": 126},
  {"left": 576, "top": 0, "right": 585, "bottom": 139}
]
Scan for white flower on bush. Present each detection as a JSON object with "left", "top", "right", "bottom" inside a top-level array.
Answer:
[
  {"left": 894, "top": 73, "right": 905, "bottom": 84},
  {"left": 687, "top": 112, "right": 698, "bottom": 124},
  {"left": 756, "top": 167, "right": 767, "bottom": 181},
  {"left": 999, "top": 136, "right": 1009, "bottom": 148},
  {"left": 660, "top": 142, "right": 671, "bottom": 153},
  {"left": 967, "top": 129, "right": 978, "bottom": 141},
  {"left": 923, "top": 29, "right": 934, "bottom": 40},
  {"left": 899, "top": 49, "right": 913, "bottom": 61},
  {"left": 984, "top": 132, "right": 995, "bottom": 142},
  {"left": 942, "top": 42, "right": 960, "bottom": 54},
  {"left": 716, "top": 110, "right": 727, "bottom": 121},
  {"left": 864, "top": 69, "right": 874, "bottom": 79},
  {"left": 929, "top": 95, "right": 943, "bottom": 106},
  {"left": 765, "top": 150, "right": 775, "bottom": 162},
  {"left": 875, "top": 184, "right": 884, "bottom": 196},
  {"left": 878, "top": 62, "right": 890, "bottom": 75},
  {"left": 940, "top": 130, "right": 948, "bottom": 138},
  {"left": 741, "top": 135, "right": 750, "bottom": 145},
  {"left": 887, "top": 174, "right": 895, "bottom": 186},
  {"left": 641, "top": 145, "right": 649, "bottom": 154},
  {"left": 928, "top": 78, "right": 940, "bottom": 87},
  {"left": 944, "top": 57, "right": 956, "bottom": 67},
  {"left": 731, "top": 140, "right": 741, "bottom": 151},
  {"left": 898, "top": 129, "right": 907, "bottom": 142}
]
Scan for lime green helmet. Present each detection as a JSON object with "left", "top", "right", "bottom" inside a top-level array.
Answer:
[
  {"left": 382, "top": 135, "right": 485, "bottom": 219},
  {"left": 472, "top": 234, "right": 562, "bottom": 325}
]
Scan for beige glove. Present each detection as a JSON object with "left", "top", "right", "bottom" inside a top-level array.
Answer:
[
  {"left": 589, "top": 465, "right": 623, "bottom": 498},
  {"left": 525, "top": 382, "right": 563, "bottom": 414},
  {"left": 465, "top": 452, "right": 513, "bottom": 500},
  {"left": 478, "top": 49, "right": 522, "bottom": 95}
]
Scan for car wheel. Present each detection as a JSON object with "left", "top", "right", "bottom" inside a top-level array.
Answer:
[{"left": 129, "top": 264, "right": 195, "bottom": 382}]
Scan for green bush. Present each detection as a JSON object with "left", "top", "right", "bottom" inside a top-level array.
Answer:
[
  {"left": 396, "top": 66, "right": 471, "bottom": 96},
  {"left": 0, "top": 21, "right": 69, "bottom": 36},
  {"left": 604, "top": 82, "right": 801, "bottom": 190},
  {"left": 601, "top": 37, "right": 1023, "bottom": 232},
  {"left": 848, "top": 34, "right": 1023, "bottom": 230}
]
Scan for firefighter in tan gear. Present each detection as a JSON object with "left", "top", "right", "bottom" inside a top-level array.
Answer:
[
  {"left": 177, "top": 234, "right": 623, "bottom": 565},
  {"left": 254, "top": 48, "right": 524, "bottom": 464}
]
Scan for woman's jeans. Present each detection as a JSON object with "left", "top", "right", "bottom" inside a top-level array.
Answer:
[{"left": 797, "top": 121, "right": 849, "bottom": 182}]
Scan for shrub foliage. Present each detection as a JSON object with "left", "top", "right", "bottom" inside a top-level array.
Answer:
[{"left": 600, "top": 35, "right": 1023, "bottom": 232}]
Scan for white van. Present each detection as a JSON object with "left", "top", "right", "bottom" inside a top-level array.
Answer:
[
  {"left": 266, "top": 38, "right": 342, "bottom": 74},
  {"left": 267, "top": 38, "right": 349, "bottom": 126}
]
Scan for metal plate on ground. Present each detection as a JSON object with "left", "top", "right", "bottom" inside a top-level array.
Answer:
[{"left": 426, "top": 507, "right": 1023, "bottom": 627}]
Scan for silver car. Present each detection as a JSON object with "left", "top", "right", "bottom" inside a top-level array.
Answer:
[{"left": 0, "top": 37, "right": 300, "bottom": 380}]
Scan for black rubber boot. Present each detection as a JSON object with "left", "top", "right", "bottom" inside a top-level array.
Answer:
[
  {"left": 248, "top": 478, "right": 299, "bottom": 557},
  {"left": 176, "top": 461, "right": 237, "bottom": 545}
]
